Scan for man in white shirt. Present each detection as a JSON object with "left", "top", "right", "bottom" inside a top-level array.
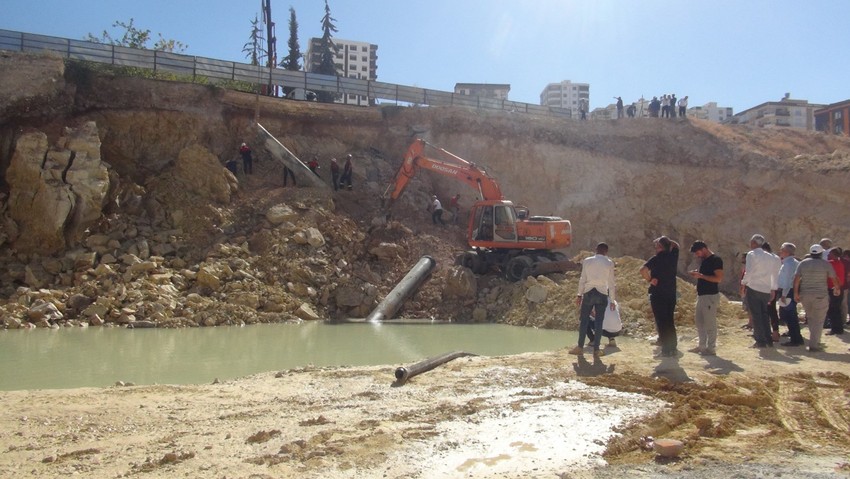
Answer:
[
  {"left": 740, "top": 234, "right": 780, "bottom": 347},
  {"left": 570, "top": 242, "right": 616, "bottom": 357}
]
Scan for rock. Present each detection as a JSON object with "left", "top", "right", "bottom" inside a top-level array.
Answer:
[
  {"left": 653, "top": 438, "right": 684, "bottom": 458},
  {"left": 127, "top": 260, "right": 157, "bottom": 274},
  {"left": 169, "top": 144, "right": 234, "bottom": 204},
  {"left": 85, "top": 234, "right": 110, "bottom": 248},
  {"left": 196, "top": 267, "right": 222, "bottom": 291},
  {"left": 89, "top": 314, "right": 104, "bottom": 326},
  {"left": 335, "top": 286, "right": 365, "bottom": 307},
  {"left": 27, "top": 300, "right": 63, "bottom": 323},
  {"left": 100, "top": 253, "right": 117, "bottom": 264},
  {"left": 74, "top": 251, "right": 98, "bottom": 271},
  {"left": 24, "top": 263, "right": 53, "bottom": 289},
  {"left": 294, "top": 303, "right": 320, "bottom": 321},
  {"left": 472, "top": 307, "right": 488, "bottom": 322},
  {"left": 305, "top": 227, "right": 325, "bottom": 248},
  {"left": 292, "top": 230, "right": 309, "bottom": 245},
  {"left": 66, "top": 293, "right": 93, "bottom": 312},
  {"left": 94, "top": 263, "right": 114, "bottom": 276},
  {"left": 369, "top": 242, "right": 405, "bottom": 260},
  {"left": 444, "top": 266, "right": 477, "bottom": 299},
  {"left": 229, "top": 293, "right": 260, "bottom": 309},
  {"left": 524, "top": 284, "right": 548, "bottom": 303},
  {"left": 266, "top": 204, "right": 298, "bottom": 225}
]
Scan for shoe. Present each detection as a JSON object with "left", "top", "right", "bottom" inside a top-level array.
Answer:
[
  {"left": 700, "top": 350, "right": 716, "bottom": 356},
  {"left": 741, "top": 324, "right": 753, "bottom": 330},
  {"left": 825, "top": 331, "right": 844, "bottom": 336},
  {"left": 661, "top": 349, "right": 680, "bottom": 357},
  {"left": 780, "top": 341, "right": 803, "bottom": 347},
  {"left": 687, "top": 346, "right": 703, "bottom": 353},
  {"left": 594, "top": 349, "right": 604, "bottom": 358},
  {"left": 807, "top": 346, "right": 824, "bottom": 353},
  {"left": 568, "top": 346, "right": 584, "bottom": 355},
  {"left": 607, "top": 339, "right": 617, "bottom": 348}
]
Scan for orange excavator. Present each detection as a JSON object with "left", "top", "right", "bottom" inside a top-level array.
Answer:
[{"left": 383, "top": 139, "right": 573, "bottom": 281}]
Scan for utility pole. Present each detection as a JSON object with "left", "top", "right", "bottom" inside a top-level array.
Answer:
[{"left": 262, "top": 0, "right": 277, "bottom": 96}]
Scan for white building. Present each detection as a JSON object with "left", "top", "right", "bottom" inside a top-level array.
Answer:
[
  {"left": 539, "top": 80, "right": 590, "bottom": 119},
  {"left": 306, "top": 37, "right": 377, "bottom": 106},
  {"left": 687, "top": 102, "right": 734, "bottom": 123},
  {"left": 731, "top": 94, "right": 823, "bottom": 130}
]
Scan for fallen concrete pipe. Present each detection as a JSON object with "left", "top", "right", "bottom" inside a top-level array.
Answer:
[
  {"left": 256, "top": 123, "right": 326, "bottom": 189},
  {"left": 365, "top": 255, "right": 436, "bottom": 322},
  {"left": 394, "top": 350, "right": 477, "bottom": 385}
]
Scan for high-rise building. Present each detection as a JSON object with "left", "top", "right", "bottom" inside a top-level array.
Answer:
[
  {"left": 539, "top": 80, "right": 590, "bottom": 119},
  {"left": 306, "top": 37, "right": 377, "bottom": 106}
]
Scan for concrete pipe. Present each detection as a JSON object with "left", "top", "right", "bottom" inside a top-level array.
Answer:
[{"left": 365, "top": 255, "right": 436, "bottom": 322}]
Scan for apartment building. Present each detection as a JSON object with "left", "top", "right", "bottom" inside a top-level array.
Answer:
[
  {"left": 687, "top": 102, "right": 734, "bottom": 123},
  {"left": 814, "top": 99, "right": 850, "bottom": 136},
  {"left": 306, "top": 37, "right": 377, "bottom": 106},
  {"left": 539, "top": 80, "right": 590, "bottom": 119},
  {"left": 731, "top": 94, "right": 823, "bottom": 130},
  {"left": 454, "top": 83, "right": 511, "bottom": 100}
]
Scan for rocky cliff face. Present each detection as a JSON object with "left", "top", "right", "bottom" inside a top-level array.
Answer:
[{"left": 2, "top": 52, "right": 850, "bottom": 330}]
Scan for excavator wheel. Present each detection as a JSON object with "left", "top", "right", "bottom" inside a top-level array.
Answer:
[
  {"left": 504, "top": 255, "right": 533, "bottom": 282},
  {"left": 458, "top": 251, "right": 485, "bottom": 275}
]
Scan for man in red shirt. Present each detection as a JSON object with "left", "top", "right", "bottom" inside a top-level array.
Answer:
[
  {"left": 826, "top": 248, "right": 846, "bottom": 335},
  {"left": 449, "top": 194, "right": 461, "bottom": 224}
]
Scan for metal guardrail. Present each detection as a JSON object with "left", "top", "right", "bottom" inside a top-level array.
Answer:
[{"left": 0, "top": 29, "right": 572, "bottom": 119}]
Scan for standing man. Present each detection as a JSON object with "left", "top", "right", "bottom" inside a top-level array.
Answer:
[
  {"left": 449, "top": 193, "right": 461, "bottom": 224},
  {"left": 570, "top": 242, "right": 617, "bottom": 358},
  {"left": 283, "top": 166, "right": 297, "bottom": 186},
  {"left": 640, "top": 236, "right": 680, "bottom": 357},
  {"left": 777, "top": 242, "right": 804, "bottom": 346},
  {"left": 430, "top": 195, "right": 445, "bottom": 225},
  {"left": 741, "top": 234, "right": 780, "bottom": 348},
  {"left": 239, "top": 142, "right": 253, "bottom": 175},
  {"left": 678, "top": 96, "right": 688, "bottom": 117},
  {"left": 615, "top": 97, "right": 624, "bottom": 119},
  {"left": 339, "top": 154, "right": 354, "bottom": 190},
  {"left": 826, "top": 247, "right": 845, "bottom": 335},
  {"left": 688, "top": 241, "right": 724, "bottom": 356},
  {"left": 794, "top": 244, "right": 839, "bottom": 352},
  {"left": 329, "top": 158, "right": 340, "bottom": 191}
]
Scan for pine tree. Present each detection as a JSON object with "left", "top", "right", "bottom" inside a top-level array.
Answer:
[
  {"left": 315, "top": 0, "right": 340, "bottom": 103},
  {"left": 280, "top": 7, "right": 301, "bottom": 71},
  {"left": 242, "top": 15, "right": 266, "bottom": 67}
]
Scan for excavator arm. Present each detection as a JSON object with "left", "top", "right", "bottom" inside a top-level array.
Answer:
[{"left": 384, "top": 139, "right": 504, "bottom": 204}]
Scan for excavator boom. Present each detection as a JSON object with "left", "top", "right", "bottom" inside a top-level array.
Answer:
[{"left": 385, "top": 139, "right": 503, "bottom": 203}]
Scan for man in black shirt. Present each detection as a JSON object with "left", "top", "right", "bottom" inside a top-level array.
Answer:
[{"left": 688, "top": 241, "right": 724, "bottom": 356}]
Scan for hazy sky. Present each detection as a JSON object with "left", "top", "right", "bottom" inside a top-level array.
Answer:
[{"left": 3, "top": 0, "right": 848, "bottom": 112}]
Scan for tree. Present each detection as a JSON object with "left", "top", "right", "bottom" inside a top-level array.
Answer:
[
  {"left": 242, "top": 14, "right": 266, "bottom": 67},
  {"left": 280, "top": 7, "right": 301, "bottom": 71},
  {"left": 84, "top": 18, "right": 187, "bottom": 52},
  {"left": 314, "top": 0, "right": 340, "bottom": 103}
]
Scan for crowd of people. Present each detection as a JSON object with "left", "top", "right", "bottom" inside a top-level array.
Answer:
[{"left": 571, "top": 234, "right": 850, "bottom": 359}]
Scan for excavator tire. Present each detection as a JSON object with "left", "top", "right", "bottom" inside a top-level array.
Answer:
[
  {"left": 504, "top": 255, "right": 533, "bottom": 282},
  {"left": 458, "top": 251, "right": 485, "bottom": 275}
]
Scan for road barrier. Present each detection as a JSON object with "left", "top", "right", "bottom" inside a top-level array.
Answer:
[{"left": 0, "top": 29, "right": 572, "bottom": 118}]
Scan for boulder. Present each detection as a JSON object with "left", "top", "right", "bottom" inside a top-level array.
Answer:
[
  {"left": 6, "top": 123, "right": 110, "bottom": 254},
  {"left": 653, "top": 438, "right": 684, "bottom": 458},
  {"left": 294, "top": 303, "right": 320, "bottom": 321},
  {"left": 305, "top": 227, "right": 325, "bottom": 248},
  {"left": 27, "top": 300, "right": 63, "bottom": 323},
  {"left": 369, "top": 242, "right": 405, "bottom": 261},
  {"left": 444, "top": 266, "right": 477, "bottom": 299},
  {"left": 524, "top": 284, "right": 549, "bottom": 303},
  {"left": 335, "top": 286, "right": 365, "bottom": 307},
  {"left": 472, "top": 307, "right": 488, "bottom": 322},
  {"left": 266, "top": 204, "right": 298, "bottom": 225},
  {"left": 169, "top": 144, "right": 233, "bottom": 204}
]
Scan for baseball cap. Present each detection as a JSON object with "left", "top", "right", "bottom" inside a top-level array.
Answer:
[
  {"left": 810, "top": 244, "right": 825, "bottom": 255},
  {"left": 690, "top": 241, "right": 707, "bottom": 253}
]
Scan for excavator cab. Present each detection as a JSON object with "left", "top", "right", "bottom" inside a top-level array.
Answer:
[{"left": 470, "top": 202, "right": 518, "bottom": 245}]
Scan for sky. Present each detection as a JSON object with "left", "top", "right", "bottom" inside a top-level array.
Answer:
[{"left": 3, "top": 0, "right": 849, "bottom": 112}]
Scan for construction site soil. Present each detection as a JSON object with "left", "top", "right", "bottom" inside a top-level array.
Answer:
[{"left": 1, "top": 53, "right": 850, "bottom": 478}]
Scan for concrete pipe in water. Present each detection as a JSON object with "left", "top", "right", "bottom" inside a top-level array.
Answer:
[{"left": 365, "top": 255, "right": 436, "bottom": 322}]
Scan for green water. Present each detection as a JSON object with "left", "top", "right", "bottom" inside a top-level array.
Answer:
[{"left": 0, "top": 322, "right": 580, "bottom": 391}]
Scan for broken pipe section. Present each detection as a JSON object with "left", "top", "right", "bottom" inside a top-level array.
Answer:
[{"left": 365, "top": 255, "right": 436, "bottom": 322}]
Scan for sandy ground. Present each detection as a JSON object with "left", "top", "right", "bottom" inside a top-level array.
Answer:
[{"left": 1, "top": 321, "right": 849, "bottom": 479}]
